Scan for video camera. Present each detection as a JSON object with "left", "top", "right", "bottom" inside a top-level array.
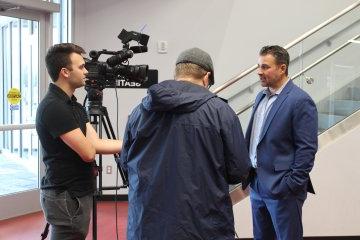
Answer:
[{"left": 84, "top": 29, "right": 149, "bottom": 103}]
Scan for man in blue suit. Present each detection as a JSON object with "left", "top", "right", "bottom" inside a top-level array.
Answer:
[{"left": 245, "top": 45, "right": 318, "bottom": 240}]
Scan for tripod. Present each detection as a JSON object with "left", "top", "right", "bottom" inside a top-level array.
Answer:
[{"left": 86, "top": 100, "right": 128, "bottom": 240}]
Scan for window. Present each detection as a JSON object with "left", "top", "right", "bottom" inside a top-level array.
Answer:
[
  {"left": 0, "top": 0, "right": 71, "bottom": 196},
  {"left": 0, "top": 16, "right": 39, "bottom": 195},
  {"left": 53, "top": 0, "right": 72, "bottom": 43}
]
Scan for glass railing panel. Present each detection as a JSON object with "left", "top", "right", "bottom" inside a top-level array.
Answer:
[
  {"left": 292, "top": 36, "right": 360, "bottom": 133},
  {"left": 223, "top": 71, "right": 258, "bottom": 115},
  {"left": 219, "top": 4, "right": 360, "bottom": 126}
]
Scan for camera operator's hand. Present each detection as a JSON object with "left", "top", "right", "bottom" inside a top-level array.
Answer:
[{"left": 86, "top": 122, "right": 122, "bottom": 154}]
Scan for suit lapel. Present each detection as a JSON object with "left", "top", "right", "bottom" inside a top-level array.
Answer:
[{"left": 259, "top": 81, "right": 294, "bottom": 142}]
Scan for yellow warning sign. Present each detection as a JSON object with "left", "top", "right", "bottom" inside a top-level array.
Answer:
[{"left": 7, "top": 88, "right": 21, "bottom": 105}]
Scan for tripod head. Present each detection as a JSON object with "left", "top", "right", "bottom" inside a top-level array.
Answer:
[{"left": 83, "top": 95, "right": 128, "bottom": 187}]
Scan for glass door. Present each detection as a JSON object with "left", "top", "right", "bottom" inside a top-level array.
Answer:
[
  {"left": 0, "top": 5, "right": 52, "bottom": 220},
  {"left": 0, "top": 15, "right": 39, "bottom": 196}
]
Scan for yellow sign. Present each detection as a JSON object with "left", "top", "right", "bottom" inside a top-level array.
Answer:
[{"left": 7, "top": 88, "right": 21, "bottom": 105}]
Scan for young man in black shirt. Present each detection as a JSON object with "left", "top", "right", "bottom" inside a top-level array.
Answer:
[{"left": 36, "top": 43, "right": 122, "bottom": 240}]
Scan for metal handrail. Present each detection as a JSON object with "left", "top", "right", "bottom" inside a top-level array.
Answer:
[
  {"left": 235, "top": 34, "right": 360, "bottom": 116},
  {"left": 212, "top": 0, "right": 360, "bottom": 94},
  {"left": 0, "top": 124, "right": 36, "bottom": 131}
]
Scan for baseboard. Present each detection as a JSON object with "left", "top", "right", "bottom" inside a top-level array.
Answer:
[
  {"left": 95, "top": 194, "right": 128, "bottom": 201},
  {"left": 236, "top": 237, "right": 359, "bottom": 240}
]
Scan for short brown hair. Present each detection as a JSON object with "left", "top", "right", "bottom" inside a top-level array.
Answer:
[
  {"left": 174, "top": 63, "right": 208, "bottom": 80},
  {"left": 260, "top": 45, "right": 289, "bottom": 75},
  {"left": 45, "top": 43, "right": 85, "bottom": 82}
]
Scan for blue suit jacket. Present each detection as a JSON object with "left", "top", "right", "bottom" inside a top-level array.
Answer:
[{"left": 245, "top": 80, "right": 318, "bottom": 199}]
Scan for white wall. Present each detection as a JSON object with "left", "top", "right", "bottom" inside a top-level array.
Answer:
[
  {"left": 73, "top": 0, "right": 356, "bottom": 134},
  {"left": 72, "top": 0, "right": 360, "bottom": 236}
]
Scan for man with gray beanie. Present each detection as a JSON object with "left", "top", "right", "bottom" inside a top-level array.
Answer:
[{"left": 120, "top": 47, "right": 251, "bottom": 239}]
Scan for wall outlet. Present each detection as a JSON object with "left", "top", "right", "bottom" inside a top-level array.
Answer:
[{"left": 106, "top": 165, "right": 112, "bottom": 174}]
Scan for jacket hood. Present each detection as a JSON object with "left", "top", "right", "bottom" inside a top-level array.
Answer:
[{"left": 142, "top": 80, "right": 216, "bottom": 113}]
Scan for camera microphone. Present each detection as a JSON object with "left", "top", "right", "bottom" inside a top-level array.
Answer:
[
  {"left": 129, "top": 46, "right": 148, "bottom": 53},
  {"left": 106, "top": 46, "right": 148, "bottom": 67},
  {"left": 106, "top": 49, "right": 134, "bottom": 67}
]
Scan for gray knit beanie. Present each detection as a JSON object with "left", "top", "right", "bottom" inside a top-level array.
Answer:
[{"left": 176, "top": 47, "right": 214, "bottom": 86}]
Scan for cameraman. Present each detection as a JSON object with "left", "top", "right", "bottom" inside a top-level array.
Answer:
[
  {"left": 120, "top": 47, "right": 251, "bottom": 239},
  {"left": 36, "top": 43, "right": 122, "bottom": 240}
]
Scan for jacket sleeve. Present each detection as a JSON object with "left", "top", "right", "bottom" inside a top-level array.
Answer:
[
  {"left": 221, "top": 114, "right": 251, "bottom": 185},
  {"left": 119, "top": 116, "right": 133, "bottom": 176},
  {"left": 286, "top": 97, "right": 318, "bottom": 193}
]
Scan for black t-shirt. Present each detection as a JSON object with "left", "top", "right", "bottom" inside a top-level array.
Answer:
[{"left": 36, "top": 83, "right": 95, "bottom": 197}]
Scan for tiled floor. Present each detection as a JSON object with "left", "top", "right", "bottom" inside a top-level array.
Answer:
[{"left": 0, "top": 151, "right": 38, "bottom": 195}]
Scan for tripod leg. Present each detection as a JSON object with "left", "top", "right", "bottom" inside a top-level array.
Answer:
[
  {"left": 101, "top": 108, "right": 128, "bottom": 186},
  {"left": 89, "top": 115, "right": 102, "bottom": 240},
  {"left": 86, "top": 105, "right": 128, "bottom": 240},
  {"left": 92, "top": 194, "right": 97, "bottom": 240},
  {"left": 40, "top": 223, "right": 50, "bottom": 240}
]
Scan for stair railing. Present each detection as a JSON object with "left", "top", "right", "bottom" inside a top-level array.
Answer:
[{"left": 212, "top": 1, "right": 360, "bottom": 95}]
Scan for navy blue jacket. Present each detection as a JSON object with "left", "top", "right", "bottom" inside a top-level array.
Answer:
[
  {"left": 120, "top": 80, "right": 251, "bottom": 240},
  {"left": 246, "top": 80, "right": 318, "bottom": 199}
]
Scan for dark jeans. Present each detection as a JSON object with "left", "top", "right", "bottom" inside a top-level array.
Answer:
[{"left": 40, "top": 189, "right": 93, "bottom": 240}]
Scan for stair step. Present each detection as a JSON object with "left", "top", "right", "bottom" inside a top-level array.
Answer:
[
  {"left": 321, "top": 99, "right": 360, "bottom": 116},
  {"left": 342, "top": 87, "right": 360, "bottom": 101},
  {"left": 318, "top": 113, "right": 346, "bottom": 131}
]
